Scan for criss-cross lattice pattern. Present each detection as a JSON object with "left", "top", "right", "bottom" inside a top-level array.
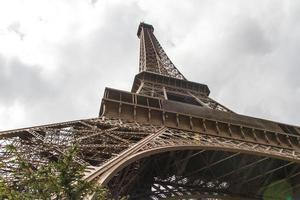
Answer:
[
  {"left": 106, "top": 128, "right": 300, "bottom": 200},
  {"left": 0, "top": 117, "right": 159, "bottom": 183},
  {"left": 138, "top": 23, "right": 185, "bottom": 80},
  {"left": 1, "top": 22, "right": 300, "bottom": 200}
]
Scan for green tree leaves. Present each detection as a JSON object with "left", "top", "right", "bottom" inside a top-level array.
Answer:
[{"left": 0, "top": 145, "right": 107, "bottom": 200}]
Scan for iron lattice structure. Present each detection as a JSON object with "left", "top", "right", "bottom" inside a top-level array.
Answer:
[{"left": 1, "top": 22, "right": 300, "bottom": 199}]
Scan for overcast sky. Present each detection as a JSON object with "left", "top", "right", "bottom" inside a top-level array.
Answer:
[{"left": 0, "top": 0, "right": 299, "bottom": 131}]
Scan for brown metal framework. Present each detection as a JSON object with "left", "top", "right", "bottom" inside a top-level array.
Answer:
[{"left": 1, "top": 22, "right": 300, "bottom": 199}]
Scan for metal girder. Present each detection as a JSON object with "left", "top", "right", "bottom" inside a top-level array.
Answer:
[
  {"left": 137, "top": 23, "right": 185, "bottom": 80},
  {"left": 106, "top": 148, "right": 300, "bottom": 199},
  {"left": 0, "top": 117, "right": 158, "bottom": 183},
  {"left": 1, "top": 22, "right": 300, "bottom": 200}
]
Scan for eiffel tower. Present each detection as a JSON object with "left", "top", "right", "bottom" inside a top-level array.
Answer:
[{"left": 1, "top": 22, "right": 300, "bottom": 200}]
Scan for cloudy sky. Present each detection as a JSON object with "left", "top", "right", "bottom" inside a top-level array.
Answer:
[{"left": 0, "top": 0, "right": 299, "bottom": 131}]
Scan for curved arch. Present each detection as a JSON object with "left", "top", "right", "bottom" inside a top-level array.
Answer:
[{"left": 101, "top": 144, "right": 300, "bottom": 185}]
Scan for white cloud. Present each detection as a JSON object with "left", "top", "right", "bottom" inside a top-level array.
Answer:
[{"left": 0, "top": 0, "right": 299, "bottom": 130}]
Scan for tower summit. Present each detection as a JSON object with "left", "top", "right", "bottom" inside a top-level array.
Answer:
[
  {"left": 137, "top": 22, "right": 185, "bottom": 79},
  {"left": 1, "top": 23, "right": 300, "bottom": 199}
]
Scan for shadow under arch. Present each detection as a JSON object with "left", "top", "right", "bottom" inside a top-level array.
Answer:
[
  {"left": 103, "top": 145, "right": 300, "bottom": 200},
  {"left": 102, "top": 144, "right": 300, "bottom": 185}
]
